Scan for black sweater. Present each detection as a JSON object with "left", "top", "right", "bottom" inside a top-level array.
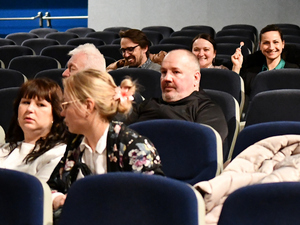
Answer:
[{"left": 125, "top": 90, "right": 228, "bottom": 143}]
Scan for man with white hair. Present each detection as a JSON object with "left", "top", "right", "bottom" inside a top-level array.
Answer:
[
  {"left": 62, "top": 43, "right": 143, "bottom": 105},
  {"left": 62, "top": 43, "right": 106, "bottom": 77}
]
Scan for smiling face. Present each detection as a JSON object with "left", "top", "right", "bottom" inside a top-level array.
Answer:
[
  {"left": 259, "top": 31, "right": 285, "bottom": 62},
  {"left": 160, "top": 50, "right": 200, "bottom": 102},
  {"left": 18, "top": 97, "right": 53, "bottom": 141},
  {"left": 120, "top": 37, "right": 148, "bottom": 67},
  {"left": 192, "top": 38, "right": 216, "bottom": 68}
]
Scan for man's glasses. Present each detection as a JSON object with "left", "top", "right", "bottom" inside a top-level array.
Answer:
[
  {"left": 119, "top": 45, "right": 139, "bottom": 55},
  {"left": 61, "top": 100, "right": 79, "bottom": 110}
]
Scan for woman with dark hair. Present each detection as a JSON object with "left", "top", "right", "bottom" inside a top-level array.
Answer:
[
  {"left": 232, "top": 24, "right": 300, "bottom": 96},
  {"left": 191, "top": 33, "right": 243, "bottom": 73},
  {"left": 0, "top": 78, "right": 68, "bottom": 182}
]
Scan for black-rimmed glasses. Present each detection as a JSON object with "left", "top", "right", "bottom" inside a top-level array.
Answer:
[{"left": 119, "top": 44, "right": 139, "bottom": 55}]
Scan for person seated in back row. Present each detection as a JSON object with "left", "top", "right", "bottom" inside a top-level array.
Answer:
[
  {"left": 231, "top": 24, "right": 300, "bottom": 97},
  {"left": 125, "top": 49, "right": 228, "bottom": 143},
  {"left": 191, "top": 33, "right": 243, "bottom": 74},
  {"left": 63, "top": 43, "right": 144, "bottom": 104},
  {"left": 106, "top": 29, "right": 165, "bottom": 72},
  {"left": 62, "top": 43, "right": 106, "bottom": 77}
]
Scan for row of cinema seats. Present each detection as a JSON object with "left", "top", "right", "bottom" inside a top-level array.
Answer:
[
  {"left": 0, "top": 25, "right": 254, "bottom": 70},
  {"left": 3, "top": 162, "right": 300, "bottom": 225},
  {"left": 1, "top": 67, "right": 300, "bottom": 161},
  {"left": 0, "top": 45, "right": 116, "bottom": 72},
  {"left": 2, "top": 23, "right": 300, "bottom": 69},
  {"left": 3, "top": 23, "right": 300, "bottom": 61},
  {"left": 5, "top": 23, "right": 300, "bottom": 48},
  {"left": 2, "top": 168, "right": 206, "bottom": 225}
]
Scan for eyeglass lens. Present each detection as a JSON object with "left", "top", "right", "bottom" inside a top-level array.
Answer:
[{"left": 119, "top": 45, "right": 139, "bottom": 54}]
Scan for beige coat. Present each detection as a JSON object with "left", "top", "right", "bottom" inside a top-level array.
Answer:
[{"left": 194, "top": 135, "right": 300, "bottom": 225}]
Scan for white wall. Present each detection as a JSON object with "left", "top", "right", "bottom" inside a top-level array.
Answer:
[{"left": 88, "top": 0, "right": 300, "bottom": 34}]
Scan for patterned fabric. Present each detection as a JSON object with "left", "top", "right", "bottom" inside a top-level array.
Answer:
[{"left": 47, "top": 121, "right": 164, "bottom": 193}]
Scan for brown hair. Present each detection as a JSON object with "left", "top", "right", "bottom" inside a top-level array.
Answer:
[
  {"left": 6, "top": 78, "right": 68, "bottom": 163},
  {"left": 191, "top": 33, "right": 217, "bottom": 51},
  {"left": 260, "top": 24, "right": 284, "bottom": 42},
  {"left": 120, "top": 29, "right": 151, "bottom": 57}
]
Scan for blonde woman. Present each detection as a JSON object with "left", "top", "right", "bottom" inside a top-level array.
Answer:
[{"left": 48, "top": 69, "right": 163, "bottom": 215}]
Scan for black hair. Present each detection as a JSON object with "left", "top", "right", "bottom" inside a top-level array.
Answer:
[
  {"left": 119, "top": 29, "right": 151, "bottom": 57},
  {"left": 260, "top": 24, "right": 284, "bottom": 42}
]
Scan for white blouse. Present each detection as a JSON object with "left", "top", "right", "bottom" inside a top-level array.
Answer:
[
  {"left": 0, "top": 142, "right": 66, "bottom": 182},
  {"left": 52, "top": 127, "right": 108, "bottom": 201},
  {"left": 78, "top": 126, "right": 109, "bottom": 177}
]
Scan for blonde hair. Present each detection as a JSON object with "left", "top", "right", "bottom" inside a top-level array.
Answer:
[
  {"left": 63, "top": 69, "right": 136, "bottom": 121},
  {"left": 68, "top": 43, "right": 106, "bottom": 71}
]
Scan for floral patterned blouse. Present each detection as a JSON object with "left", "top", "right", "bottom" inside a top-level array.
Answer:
[{"left": 47, "top": 121, "right": 164, "bottom": 194}]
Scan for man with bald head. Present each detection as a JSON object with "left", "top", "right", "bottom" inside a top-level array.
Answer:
[
  {"left": 126, "top": 49, "right": 228, "bottom": 142},
  {"left": 160, "top": 49, "right": 201, "bottom": 102}
]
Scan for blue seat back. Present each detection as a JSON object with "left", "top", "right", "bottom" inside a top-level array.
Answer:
[
  {"left": 129, "top": 119, "right": 222, "bottom": 185},
  {"left": 59, "top": 172, "right": 205, "bottom": 225}
]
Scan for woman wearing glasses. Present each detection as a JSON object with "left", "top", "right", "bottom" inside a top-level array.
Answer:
[
  {"left": 48, "top": 69, "right": 163, "bottom": 217},
  {"left": 0, "top": 78, "right": 68, "bottom": 182}
]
